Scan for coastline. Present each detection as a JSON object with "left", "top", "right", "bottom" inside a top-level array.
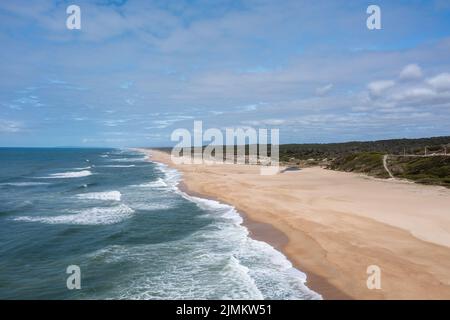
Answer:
[
  {"left": 138, "top": 148, "right": 450, "bottom": 300},
  {"left": 176, "top": 179, "right": 348, "bottom": 299},
  {"left": 148, "top": 156, "right": 323, "bottom": 299},
  {"left": 140, "top": 149, "right": 348, "bottom": 299}
]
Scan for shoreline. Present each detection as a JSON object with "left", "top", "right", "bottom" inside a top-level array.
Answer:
[
  {"left": 177, "top": 179, "right": 349, "bottom": 299},
  {"left": 138, "top": 148, "right": 450, "bottom": 300},
  {"left": 140, "top": 149, "right": 349, "bottom": 299},
  {"left": 153, "top": 159, "right": 325, "bottom": 298}
]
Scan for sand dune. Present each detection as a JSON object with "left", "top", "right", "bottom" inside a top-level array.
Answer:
[{"left": 141, "top": 149, "right": 450, "bottom": 299}]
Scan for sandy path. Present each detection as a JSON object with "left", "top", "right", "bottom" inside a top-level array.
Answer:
[{"left": 383, "top": 154, "right": 395, "bottom": 179}]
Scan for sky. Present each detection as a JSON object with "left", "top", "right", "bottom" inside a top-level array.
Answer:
[{"left": 1, "top": 0, "right": 450, "bottom": 147}]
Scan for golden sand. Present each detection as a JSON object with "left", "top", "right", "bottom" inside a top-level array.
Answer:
[{"left": 140, "top": 149, "right": 450, "bottom": 299}]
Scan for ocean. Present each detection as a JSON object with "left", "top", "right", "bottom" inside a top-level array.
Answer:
[{"left": 0, "top": 148, "right": 320, "bottom": 299}]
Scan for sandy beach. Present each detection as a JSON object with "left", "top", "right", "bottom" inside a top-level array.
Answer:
[{"left": 140, "top": 149, "right": 450, "bottom": 300}]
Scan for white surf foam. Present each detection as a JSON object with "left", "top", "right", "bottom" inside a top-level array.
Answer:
[
  {"left": 75, "top": 191, "right": 121, "bottom": 201},
  {"left": 154, "top": 163, "right": 180, "bottom": 190},
  {"left": 0, "top": 182, "right": 49, "bottom": 187},
  {"left": 148, "top": 157, "right": 322, "bottom": 300},
  {"left": 14, "top": 204, "right": 134, "bottom": 225},
  {"left": 114, "top": 151, "right": 322, "bottom": 299},
  {"left": 130, "top": 162, "right": 180, "bottom": 190},
  {"left": 188, "top": 198, "right": 321, "bottom": 299},
  {"left": 102, "top": 165, "right": 136, "bottom": 168},
  {"left": 129, "top": 202, "right": 176, "bottom": 211},
  {"left": 110, "top": 156, "right": 148, "bottom": 163},
  {"left": 183, "top": 194, "right": 243, "bottom": 225},
  {"left": 40, "top": 170, "right": 92, "bottom": 178},
  {"left": 133, "top": 178, "right": 167, "bottom": 188}
]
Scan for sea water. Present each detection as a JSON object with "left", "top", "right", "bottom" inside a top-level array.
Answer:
[{"left": 0, "top": 148, "right": 321, "bottom": 300}]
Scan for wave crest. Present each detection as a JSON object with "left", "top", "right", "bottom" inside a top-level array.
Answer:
[
  {"left": 75, "top": 191, "right": 121, "bottom": 201},
  {"left": 41, "top": 170, "right": 92, "bottom": 178},
  {"left": 14, "top": 204, "right": 134, "bottom": 225}
]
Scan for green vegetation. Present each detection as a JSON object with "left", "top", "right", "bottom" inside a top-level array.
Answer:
[
  {"left": 155, "top": 136, "right": 450, "bottom": 160},
  {"left": 327, "top": 152, "right": 389, "bottom": 178},
  {"left": 388, "top": 156, "right": 450, "bottom": 187},
  {"left": 153, "top": 135, "right": 450, "bottom": 187},
  {"left": 278, "top": 136, "right": 450, "bottom": 160},
  {"left": 275, "top": 137, "right": 450, "bottom": 187},
  {"left": 328, "top": 152, "right": 450, "bottom": 187}
]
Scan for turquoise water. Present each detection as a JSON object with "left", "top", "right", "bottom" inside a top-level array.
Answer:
[{"left": 0, "top": 148, "right": 320, "bottom": 299}]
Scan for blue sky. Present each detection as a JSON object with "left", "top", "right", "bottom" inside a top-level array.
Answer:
[{"left": 1, "top": 0, "right": 450, "bottom": 147}]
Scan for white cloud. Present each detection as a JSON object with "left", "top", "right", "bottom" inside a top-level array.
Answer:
[
  {"left": 367, "top": 80, "right": 396, "bottom": 97},
  {"left": 0, "top": 119, "right": 22, "bottom": 133},
  {"left": 363, "top": 70, "right": 450, "bottom": 110},
  {"left": 120, "top": 81, "right": 134, "bottom": 90},
  {"left": 242, "top": 119, "right": 286, "bottom": 126},
  {"left": 315, "top": 84, "right": 333, "bottom": 96},
  {"left": 263, "top": 119, "right": 286, "bottom": 125},
  {"left": 1, "top": 103, "right": 22, "bottom": 110},
  {"left": 146, "top": 115, "right": 194, "bottom": 129},
  {"left": 102, "top": 119, "right": 129, "bottom": 127},
  {"left": 125, "top": 98, "right": 135, "bottom": 106},
  {"left": 2, "top": 1, "right": 450, "bottom": 145},
  {"left": 426, "top": 73, "right": 450, "bottom": 91},
  {"left": 392, "top": 87, "right": 436, "bottom": 101},
  {"left": 399, "top": 64, "right": 423, "bottom": 80},
  {"left": 240, "top": 104, "right": 258, "bottom": 112},
  {"left": 82, "top": 137, "right": 135, "bottom": 144}
]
